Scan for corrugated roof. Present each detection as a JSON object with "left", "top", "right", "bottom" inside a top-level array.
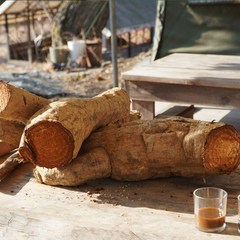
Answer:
[
  {"left": 0, "top": 0, "right": 157, "bottom": 31},
  {"left": 0, "top": 0, "right": 61, "bottom": 15},
  {"left": 107, "top": 0, "right": 158, "bottom": 34},
  {"left": 0, "top": 0, "right": 61, "bottom": 24}
]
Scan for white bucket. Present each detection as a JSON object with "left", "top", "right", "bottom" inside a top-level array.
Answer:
[{"left": 67, "top": 40, "right": 86, "bottom": 62}]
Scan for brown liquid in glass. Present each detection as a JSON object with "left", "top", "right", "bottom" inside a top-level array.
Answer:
[{"left": 197, "top": 207, "right": 225, "bottom": 230}]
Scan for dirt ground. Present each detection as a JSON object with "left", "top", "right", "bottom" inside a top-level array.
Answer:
[{"left": 0, "top": 42, "right": 152, "bottom": 99}]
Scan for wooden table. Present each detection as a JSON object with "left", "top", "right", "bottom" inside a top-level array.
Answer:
[
  {"left": 0, "top": 160, "right": 240, "bottom": 239},
  {"left": 122, "top": 53, "right": 240, "bottom": 119}
]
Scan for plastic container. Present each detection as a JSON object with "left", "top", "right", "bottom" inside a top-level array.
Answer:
[{"left": 67, "top": 40, "right": 86, "bottom": 63}]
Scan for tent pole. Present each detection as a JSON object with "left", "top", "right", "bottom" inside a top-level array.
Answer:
[
  {"left": 4, "top": 14, "right": 10, "bottom": 61},
  {"left": 109, "top": 0, "right": 118, "bottom": 87}
]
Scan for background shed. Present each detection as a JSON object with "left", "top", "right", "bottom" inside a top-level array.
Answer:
[
  {"left": 103, "top": 0, "right": 157, "bottom": 57},
  {"left": 0, "top": 0, "right": 62, "bottom": 62}
]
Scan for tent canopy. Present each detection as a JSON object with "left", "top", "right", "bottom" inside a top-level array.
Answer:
[{"left": 152, "top": 0, "right": 240, "bottom": 60}]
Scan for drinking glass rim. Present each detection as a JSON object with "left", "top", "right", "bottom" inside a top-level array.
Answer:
[{"left": 193, "top": 187, "right": 227, "bottom": 200}]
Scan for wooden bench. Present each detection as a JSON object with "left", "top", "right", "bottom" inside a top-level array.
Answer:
[{"left": 122, "top": 53, "right": 240, "bottom": 119}]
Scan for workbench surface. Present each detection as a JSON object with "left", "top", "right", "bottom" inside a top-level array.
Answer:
[{"left": 0, "top": 134, "right": 240, "bottom": 239}]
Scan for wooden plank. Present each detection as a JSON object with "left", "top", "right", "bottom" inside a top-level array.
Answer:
[
  {"left": 0, "top": 159, "right": 239, "bottom": 239},
  {"left": 151, "top": 59, "right": 240, "bottom": 71},
  {"left": 125, "top": 81, "right": 240, "bottom": 109},
  {"left": 122, "top": 66, "right": 240, "bottom": 89},
  {"left": 122, "top": 53, "right": 240, "bottom": 89},
  {"left": 153, "top": 53, "right": 240, "bottom": 67}
]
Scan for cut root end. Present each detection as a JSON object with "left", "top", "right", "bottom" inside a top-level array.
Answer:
[
  {"left": 203, "top": 125, "right": 240, "bottom": 173},
  {"left": 20, "top": 121, "right": 75, "bottom": 168}
]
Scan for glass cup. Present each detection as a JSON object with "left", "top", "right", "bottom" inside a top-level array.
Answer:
[{"left": 193, "top": 187, "right": 227, "bottom": 233}]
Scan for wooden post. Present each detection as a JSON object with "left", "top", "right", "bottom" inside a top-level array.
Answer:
[
  {"left": 4, "top": 14, "right": 10, "bottom": 61},
  {"left": 132, "top": 100, "right": 155, "bottom": 120},
  {"left": 26, "top": 0, "right": 33, "bottom": 63},
  {"left": 128, "top": 32, "right": 131, "bottom": 58},
  {"left": 150, "top": 26, "right": 154, "bottom": 44}
]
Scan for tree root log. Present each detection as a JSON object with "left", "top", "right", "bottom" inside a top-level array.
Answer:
[
  {"left": 0, "top": 81, "right": 49, "bottom": 179},
  {"left": 0, "top": 151, "right": 24, "bottom": 181},
  {"left": 0, "top": 119, "right": 25, "bottom": 156},
  {"left": 34, "top": 117, "right": 240, "bottom": 186},
  {"left": 0, "top": 80, "right": 49, "bottom": 123},
  {"left": 34, "top": 148, "right": 110, "bottom": 186},
  {"left": 19, "top": 88, "right": 131, "bottom": 168}
]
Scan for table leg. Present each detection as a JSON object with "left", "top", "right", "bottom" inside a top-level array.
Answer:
[{"left": 132, "top": 100, "right": 155, "bottom": 120}]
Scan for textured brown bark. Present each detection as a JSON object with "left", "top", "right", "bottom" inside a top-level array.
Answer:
[
  {"left": 0, "top": 119, "right": 25, "bottom": 156},
  {"left": 0, "top": 143, "right": 15, "bottom": 157},
  {"left": 34, "top": 117, "right": 240, "bottom": 186},
  {"left": 0, "top": 151, "right": 24, "bottom": 181},
  {"left": 0, "top": 81, "right": 49, "bottom": 179},
  {"left": 34, "top": 148, "right": 110, "bottom": 186},
  {"left": 0, "top": 81, "right": 49, "bottom": 123},
  {"left": 19, "top": 88, "right": 131, "bottom": 168}
]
